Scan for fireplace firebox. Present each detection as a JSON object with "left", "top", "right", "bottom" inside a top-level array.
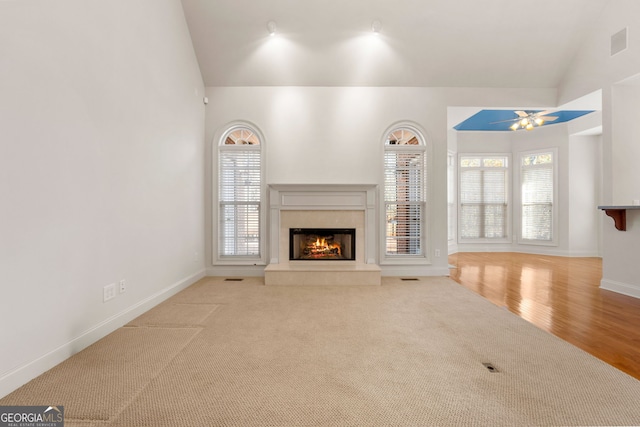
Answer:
[{"left": 289, "top": 228, "right": 356, "bottom": 261}]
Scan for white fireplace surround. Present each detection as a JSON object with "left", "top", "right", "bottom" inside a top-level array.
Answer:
[{"left": 268, "top": 184, "right": 378, "bottom": 265}]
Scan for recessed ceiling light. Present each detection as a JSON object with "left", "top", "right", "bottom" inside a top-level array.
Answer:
[
  {"left": 372, "top": 20, "right": 382, "bottom": 34},
  {"left": 267, "top": 20, "right": 277, "bottom": 36}
]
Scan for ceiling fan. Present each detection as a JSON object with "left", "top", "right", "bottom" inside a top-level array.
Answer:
[{"left": 496, "top": 110, "right": 559, "bottom": 131}]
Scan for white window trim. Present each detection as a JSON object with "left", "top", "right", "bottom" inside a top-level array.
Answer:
[
  {"left": 447, "top": 151, "right": 457, "bottom": 245},
  {"left": 213, "top": 121, "right": 267, "bottom": 266},
  {"left": 380, "top": 122, "right": 430, "bottom": 265},
  {"left": 517, "top": 147, "right": 558, "bottom": 247},
  {"left": 457, "top": 153, "right": 512, "bottom": 244}
]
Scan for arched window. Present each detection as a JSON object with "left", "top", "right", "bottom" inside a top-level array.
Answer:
[
  {"left": 383, "top": 126, "right": 427, "bottom": 258},
  {"left": 218, "top": 125, "right": 263, "bottom": 261}
]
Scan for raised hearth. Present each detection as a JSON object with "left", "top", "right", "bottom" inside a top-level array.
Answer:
[{"left": 264, "top": 263, "right": 382, "bottom": 286}]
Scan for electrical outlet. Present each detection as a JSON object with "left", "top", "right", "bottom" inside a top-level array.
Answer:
[
  {"left": 103, "top": 283, "right": 116, "bottom": 302},
  {"left": 435, "top": 249, "right": 441, "bottom": 257},
  {"left": 119, "top": 279, "right": 126, "bottom": 293}
]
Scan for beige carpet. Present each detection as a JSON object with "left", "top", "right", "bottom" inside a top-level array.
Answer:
[{"left": 2, "top": 276, "right": 640, "bottom": 426}]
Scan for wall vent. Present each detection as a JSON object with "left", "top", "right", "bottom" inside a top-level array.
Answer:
[{"left": 611, "top": 27, "right": 628, "bottom": 56}]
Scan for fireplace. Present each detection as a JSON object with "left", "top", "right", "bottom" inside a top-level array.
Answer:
[
  {"left": 265, "top": 185, "right": 380, "bottom": 285},
  {"left": 289, "top": 228, "right": 356, "bottom": 261}
]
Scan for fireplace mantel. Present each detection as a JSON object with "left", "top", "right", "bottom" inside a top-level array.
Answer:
[
  {"left": 266, "top": 184, "right": 380, "bottom": 285},
  {"left": 268, "top": 184, "right": 378, "bottom": 265}
]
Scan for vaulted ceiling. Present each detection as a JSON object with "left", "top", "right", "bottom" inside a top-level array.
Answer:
[{"left": 180, "top": 0, "right": 608, "bottom": 88}]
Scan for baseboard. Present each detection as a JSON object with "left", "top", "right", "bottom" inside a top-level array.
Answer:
[
  {"left": 208, "top": 265, "right": 452, "bottom": 278},
  {"left": 515, "top": 249, "right": 601, "bottom": 257},
  {"left": 207, "top": 265, "right": 266, "bottom": 277},
  {"left": 0, "top": 269, "right": 206, "bottom": 399},
  {"left": 451, "top": 247, "right": 601, "bottom": 258},
  {"left": 600, "top": 279, "right": 640, "bottom": 299}
]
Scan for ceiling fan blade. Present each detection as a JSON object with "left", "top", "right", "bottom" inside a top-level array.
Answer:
[
  {"left": 539, "top": 116, "right": 559, "bottom": 122},
  {"left": 489, "top": 118, "right": 521, "bottom": 124},
  {"left": 514, "top": 111, "right": 529, "bottom": 118}
]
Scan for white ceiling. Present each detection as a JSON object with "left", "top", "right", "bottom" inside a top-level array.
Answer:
[{"left": 180, "top": 0, "right": 608, "bottom": 88}]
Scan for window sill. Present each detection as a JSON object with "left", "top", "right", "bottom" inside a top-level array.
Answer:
[
  {"left": 457, "top": 238, "right": 512, "bottom": 244},
  {"left": 517, "top": 239, "right": 557, "bottom": 247}
]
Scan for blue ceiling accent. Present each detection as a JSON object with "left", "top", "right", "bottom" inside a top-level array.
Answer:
[{"left": 454, "top": 110, "right": 595, "bottom": 131}]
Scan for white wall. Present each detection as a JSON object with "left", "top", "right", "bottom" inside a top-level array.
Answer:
[
  {"left": 0, "top": 0, "right": 205, "bottom": 397},
  {"left": 611, "top": 83, "right": 640, "bottom": 204},
  {"left": 559, "top": 0, "right": 640, "bottom": 106},
  {"left": 568, "top": 135, "right": 602, "bottom": 256},
  {"left": 560, "top": 0, "right": 640, "bottom": 298},
  {"left": 599, "top": 80, "right": 640, "bottom": 297},
  {"left": 204, "top": 87, "right": 556, "bottom": 276}
]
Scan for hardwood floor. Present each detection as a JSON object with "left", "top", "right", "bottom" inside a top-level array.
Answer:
[{"left": 448, "top": 252, "right": 640, "bottom": 380}]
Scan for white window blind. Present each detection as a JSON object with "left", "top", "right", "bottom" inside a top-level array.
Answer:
[
  {"left": 384, "top": 149, "right": 426, "bottom": 255},
  {"left": 459, "top": 156, "right": 508, "bottom": 240},
  {"left": 219, "top": 149, "right": 261, "bottom": 257},
  {"left": 520, "top": 152, "right": 553, "bottom": 241}
]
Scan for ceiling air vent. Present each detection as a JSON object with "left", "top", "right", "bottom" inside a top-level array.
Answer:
[{"left": 611, "top": 27, "right": 628, "bottom": 56}]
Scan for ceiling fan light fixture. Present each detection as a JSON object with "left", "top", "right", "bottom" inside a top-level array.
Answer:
[{"left": 492, "top": 110, "right": 558, "bottom": 131}]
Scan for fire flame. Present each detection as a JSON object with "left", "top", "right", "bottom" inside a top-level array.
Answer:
[{"left": 310, "top": 237, "right": 341, "bottom": 257}]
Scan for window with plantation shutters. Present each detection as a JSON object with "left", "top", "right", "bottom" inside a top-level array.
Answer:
[
  {"left": 458, "top": 155, "right": 509, "bottom": 241},
  {"left": 218, "top": 127, "right": 262, "bottom": 258},
  {"left": 383, "top": 127, "right": 427, "bottom": 257},
  {"left": 520, "top": 151, "right": 554, "bottom": 243}
]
